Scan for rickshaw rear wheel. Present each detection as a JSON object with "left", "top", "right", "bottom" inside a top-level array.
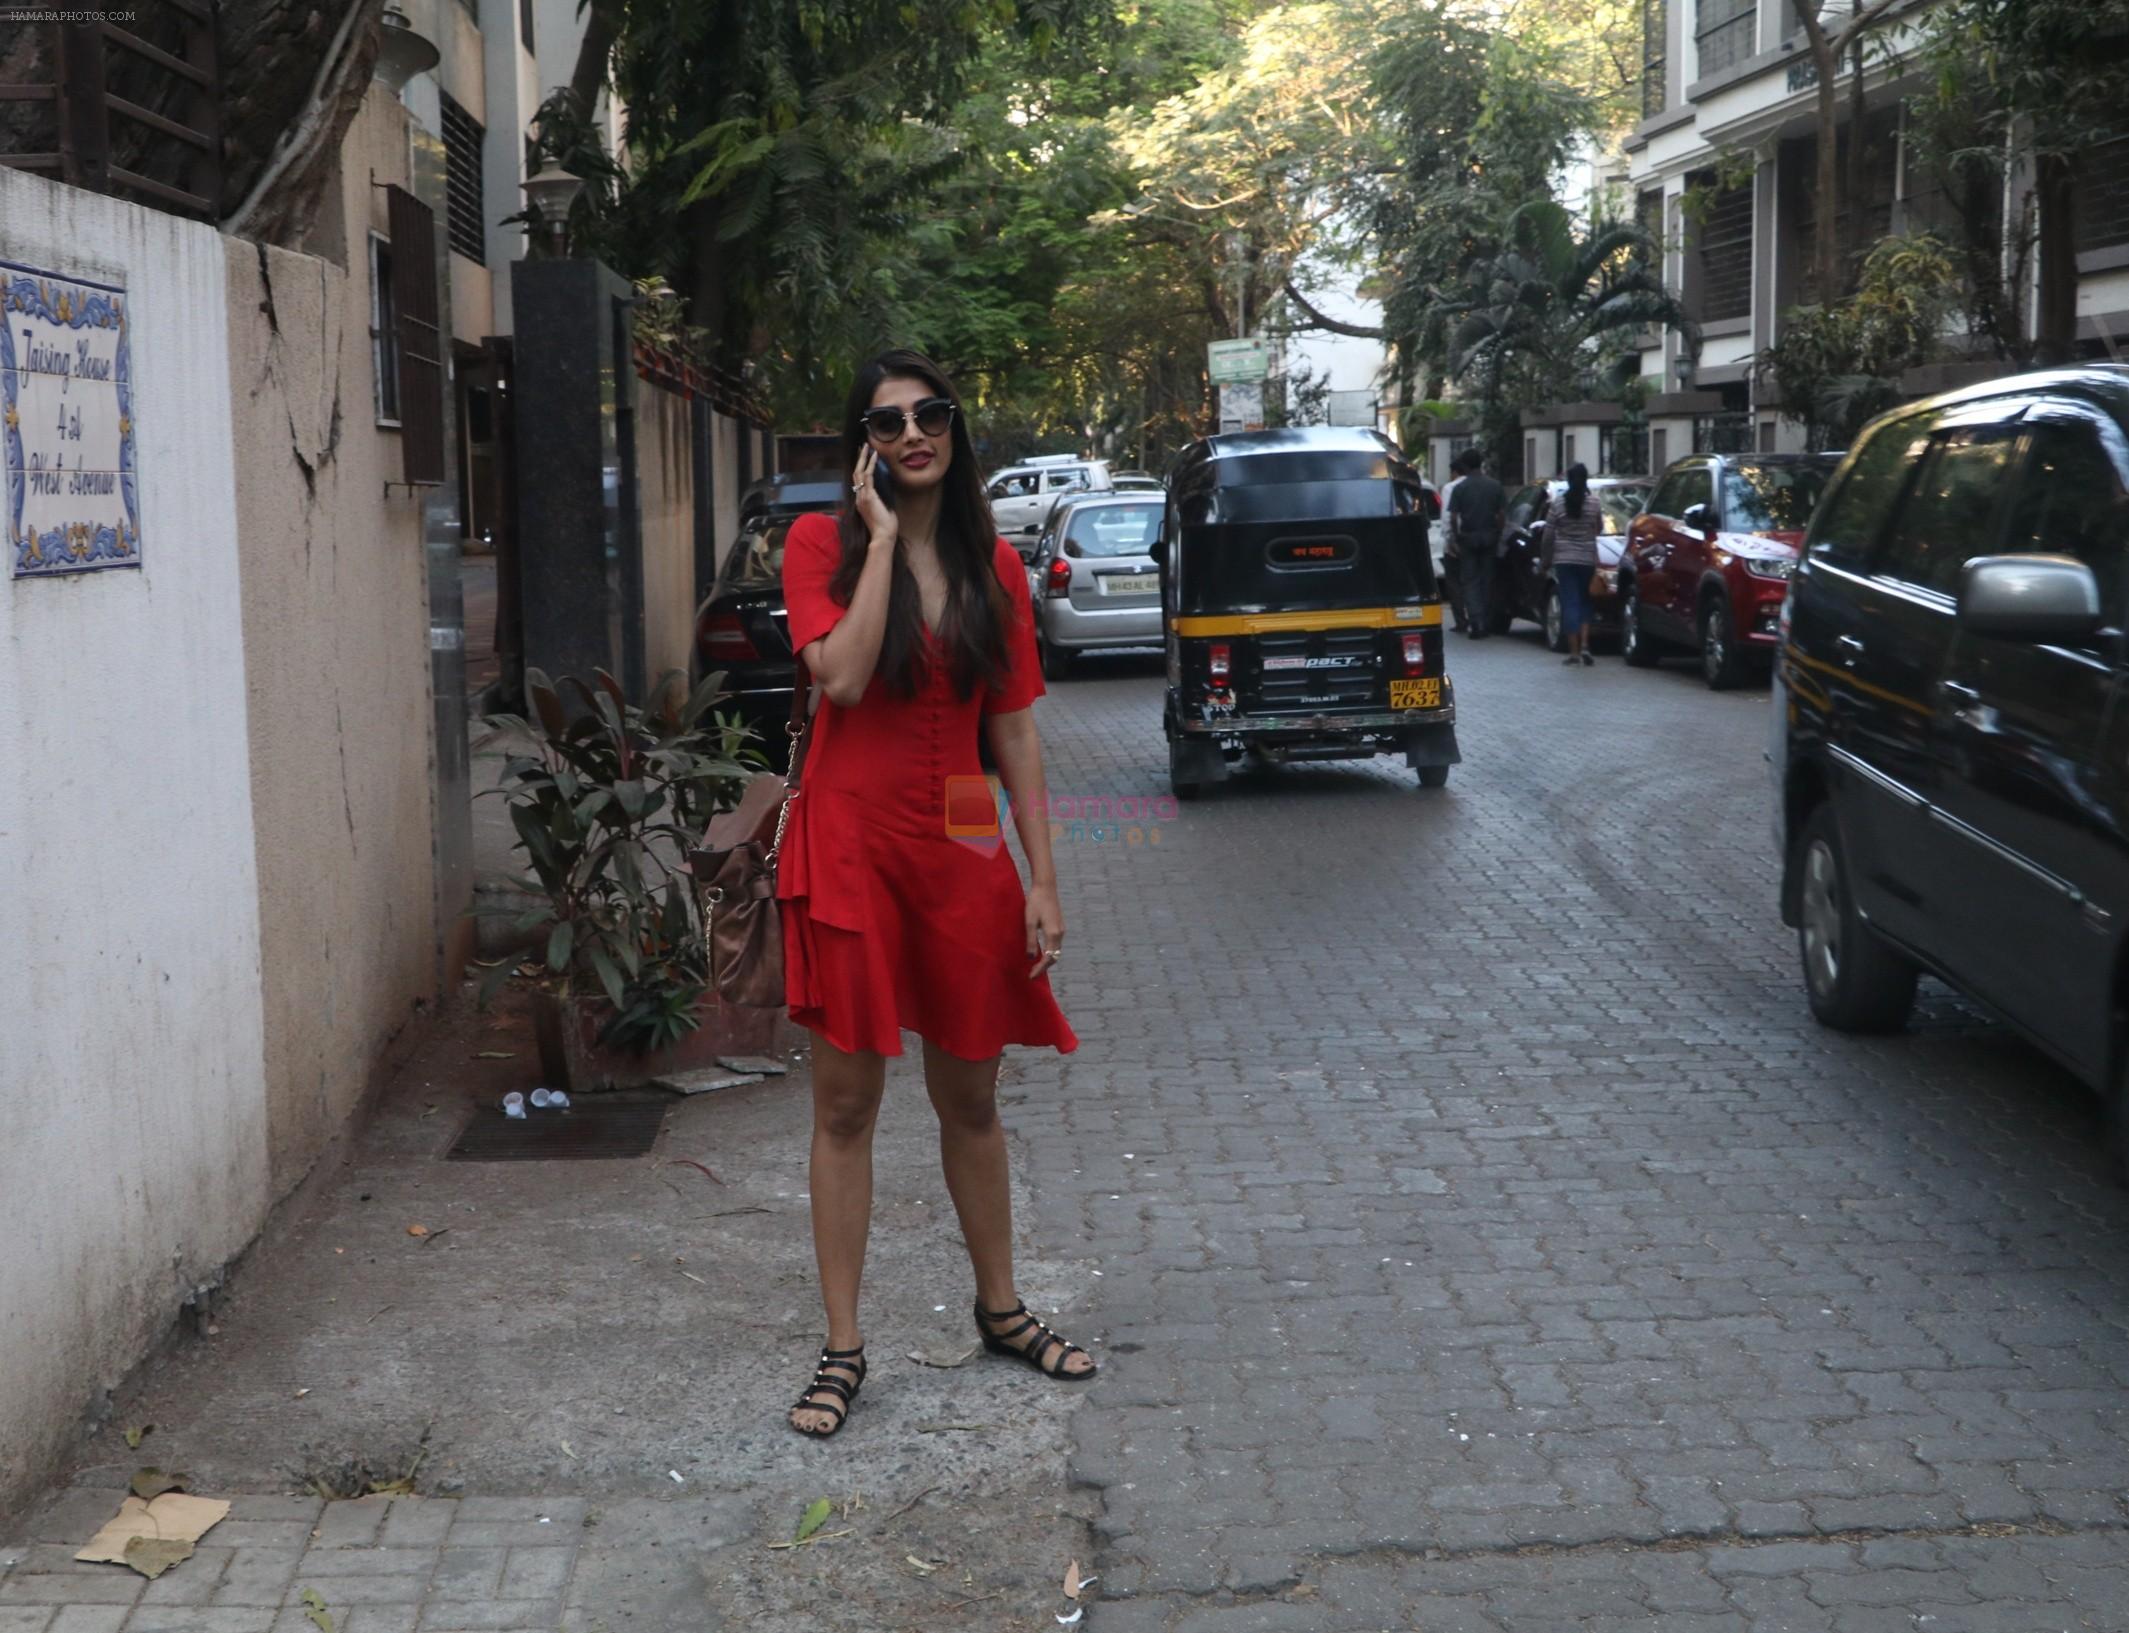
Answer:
[
  {"left": 1416, "top": 763, "right": 1450, "bottom": 789},
  {"left": 1168, "top": 735, "right": 1206, "bottom": 800}
]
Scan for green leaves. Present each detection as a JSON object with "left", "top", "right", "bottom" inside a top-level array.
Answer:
[
  {"left": 795, "top": 1498, "right": 833, "bottom": 1542},
  {"left": 479, "top": 664, "right": 755, "bottom": 1051}
]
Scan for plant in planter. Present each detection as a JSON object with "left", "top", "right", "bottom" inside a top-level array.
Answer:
[{"left": 479, "top": 666, "right": 759, "bottom": 1073}]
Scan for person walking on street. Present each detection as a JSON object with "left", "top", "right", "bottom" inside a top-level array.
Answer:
[
  {"left": 1447, "top": 449, "right": 1506, "bottom": 637},
  {"left": 777, "top": 348, "right": 1093, "bottom": 1440},
  {"left": 1438, "top": 460, "right": 1467, "bottom": 632},
  {"left": 1546, "top": 462, "right": 1603, "bottom": 668}
]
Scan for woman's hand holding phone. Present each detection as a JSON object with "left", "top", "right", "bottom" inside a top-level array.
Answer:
[{"left": 855, "top": 446, "right": 896, "bottom": 546}]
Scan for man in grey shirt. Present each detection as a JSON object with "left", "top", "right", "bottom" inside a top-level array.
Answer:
[{"left": 1446, "top": 450, "right": 1507, "bottom": 637}]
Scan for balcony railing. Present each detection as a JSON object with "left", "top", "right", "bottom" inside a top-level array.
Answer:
[
  {"left": 1694, "top": 412, "right": 1755, "bottom": 455},
  {"left": 1605, "top": 424, "right": 1651, "bottom": 476},
  {"left": 0, "top": 12, "right": 223, "bottom": 222}
]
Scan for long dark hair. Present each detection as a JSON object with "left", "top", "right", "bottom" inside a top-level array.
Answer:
[
  {"left": 1564, "top": 462, "right": 1590, "bottom": 519},
  {"left": 829, "top": 348, "right": 1011, "bottom": 699}
]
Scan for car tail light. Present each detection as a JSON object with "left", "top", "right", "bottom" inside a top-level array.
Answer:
[
  {"left": 1208, "top": 642, "right": 1231, "bottom": 680},
  {"left": 1045, "top": 557, "right": 1072, "bottom": 598},
  {"left": 1401, "top": 633, "right": 1425, "bottom": 674},
  {"left": 702, "top": 612, "right": 760, "bottom": 661}
]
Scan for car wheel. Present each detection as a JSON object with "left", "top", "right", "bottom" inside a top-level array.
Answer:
[
  {"left": 1621, "top": 580, "right": 1660, "bottom": 668},
  {"left": 1700, "top": 595, "right": 1747, "bottom": 691},
  {"left": 1797, "top": 804, "right": 1916, "bottom": 1033},
  {"left": 1415, "top": 763, "right": 1450, "bottom": 789},
  {"left": 1040, "top": 636, "right": 1074, "bottom": 682},
  {"left": 1543, "top": 585, "right": 1566, "bottom": 652}
]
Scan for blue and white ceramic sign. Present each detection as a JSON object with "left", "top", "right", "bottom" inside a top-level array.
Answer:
[{"left": 3, "top": 260, "right": 140, "bottom": 578}]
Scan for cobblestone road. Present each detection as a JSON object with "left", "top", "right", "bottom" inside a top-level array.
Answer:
[{"left": 1013, "top": 633, "right": 2129, "bottom": 1630}]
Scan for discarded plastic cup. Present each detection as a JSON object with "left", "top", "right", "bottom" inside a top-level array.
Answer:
[
  {"left": 502, "top": 1092, "right": 527, "bottom": 1119},
  {"left": 548, "top": 1092, "right": 570, "bottom": 1109},
  {"left": 530, "top": 1088, "right": 554, "bottom": 1109}
]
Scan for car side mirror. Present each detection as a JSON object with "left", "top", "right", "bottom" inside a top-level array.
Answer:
[
  {"left": 1681, "top": 502, "right": 1712, "bottom": 534},
  {"left": 1957, "top": 555, "right": 2103, "bottom": 642},
  {"left": 1150, "top": 531, "right": 1168, "bottom": 569}
]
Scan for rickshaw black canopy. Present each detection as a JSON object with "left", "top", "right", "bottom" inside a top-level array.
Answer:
[{"left": 1163, "top": 429, "right": 1438, "bottom": 617}]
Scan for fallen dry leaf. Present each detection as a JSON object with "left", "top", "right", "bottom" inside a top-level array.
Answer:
[
  {"left": 123, "top": 1424, "right": 153, "bottom": 1450},
  {"left": 129, "top": 1468, "right": 185, "bottom": 1501},
  {"left": 915, "top": 1422, "right": 993, "bottom": 1435},
  {"left": 473, "top": 1051, "right": 515, "bottom": 1059},
  {"left": 905, "top": 1555, "right": 940, "bottom": 1575},
  {"left": 906, "top": 1345, "right": 980, "bottom": 1369},
  {"left": 405, "top": 1225, "right": 429, "bottom": 1238},
  {"left": 123, "top": 1536, "right": 194, "bottom": 1579}
]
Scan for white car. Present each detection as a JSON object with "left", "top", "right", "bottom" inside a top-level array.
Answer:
[{"left": 987, "top": 456, "right": 1113, "bottom": 542}]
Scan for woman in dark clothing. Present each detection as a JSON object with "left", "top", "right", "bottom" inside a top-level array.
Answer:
[{"left": 1546, "top": 463, "right": 1602, "bottom": 668}]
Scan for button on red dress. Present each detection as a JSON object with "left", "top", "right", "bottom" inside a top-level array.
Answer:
[{"left": 775, "top": 512, "right": 1079, "bottom": 1060}]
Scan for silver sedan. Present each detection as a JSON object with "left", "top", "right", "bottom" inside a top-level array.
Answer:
[{"left": 1025, "top": 495, "right": 1165, "bottom": 679}]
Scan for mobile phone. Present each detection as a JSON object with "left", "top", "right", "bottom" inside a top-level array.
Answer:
[{"left": 870, "top": 452, "right": 895, "bottom": 505}]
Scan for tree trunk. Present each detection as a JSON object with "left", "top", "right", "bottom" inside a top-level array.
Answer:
[
  {"left": 568, "top": 0, "right": 621, "bottom": 118},
  {"left": 1812, "top": 53, "right": 1841, "bottom": 302},
  {"left": 2035, "top": 151, "right": 2079, "bottom": 365},
  {"left": 1845, "top": 36, "right": 1869, "bottom": 288}
]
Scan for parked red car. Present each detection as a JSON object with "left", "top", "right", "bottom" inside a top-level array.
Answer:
[{"left": 1619, "top": 452, "right": 1841, "bottom": 688}]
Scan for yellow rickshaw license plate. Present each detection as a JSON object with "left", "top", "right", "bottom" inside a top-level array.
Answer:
[{"left": 1390, "top": 678, "right": 1441, "bottom": 710}]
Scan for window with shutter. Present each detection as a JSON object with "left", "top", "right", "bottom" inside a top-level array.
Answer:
[
  {"left": 439, "top": 91, "right": 487, "bottom": 266},
  {"left": 387, "top": 185, "right": 446, "bottom": 487},
  {"left": 1695, "top": 0, "right": 1756, "bottom": 78}
]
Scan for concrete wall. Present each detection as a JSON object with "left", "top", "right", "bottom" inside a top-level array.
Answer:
[
  {"left": 0, "top": 172, "right": 271, "bottom": 1517},
  {"left": 0, "top": 90, "right": 440, "bottom": 1520},
  {"left": 709, "top": 413, "right": 742, "bottom": 579},
  {"left": 227, "top": 89, "right": 440, "bottom": 1193},
  {"left": 637, "top": 380, "right": 697, "bottom": 686}
]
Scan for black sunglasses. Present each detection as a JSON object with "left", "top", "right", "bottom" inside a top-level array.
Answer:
[{"left": 859, "top": 398, "right": 956, "bottom": 441}]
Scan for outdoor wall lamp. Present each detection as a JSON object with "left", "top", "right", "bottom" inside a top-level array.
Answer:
[
  {"left": 523, "top": 166, "right": 586, "bottom": 257},
  {"left": 373, "top": 8, "right": 440, "bottom": 94}
]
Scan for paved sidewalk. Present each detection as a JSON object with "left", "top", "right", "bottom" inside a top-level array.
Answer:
[{"left": 0, "top": 984, "right": 1100, "bottom": 1632}]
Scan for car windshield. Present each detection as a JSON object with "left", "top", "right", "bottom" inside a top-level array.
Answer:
[
  {"left": 1064, "top": 504, "right": 1162, "bottom": 558},
  {"left": 1595, "top": 484, "right": 1650, "bottom": 535},
  {"left": 721, "top": 516, "right": 805, "bottom": 590},
  {"left": 1723, "top": 463, "right": 1833, "bottom": 533}
]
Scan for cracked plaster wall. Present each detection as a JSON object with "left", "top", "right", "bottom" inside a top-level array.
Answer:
[
  {"left": 0, "top": 86, "right": 440, "bottom": 1525},
  {"left": 0, "top": 170, "right": 271, "bottom": 1522},
  {"left": 223, "top": 86, "right": 438, "bottom": 1198}
]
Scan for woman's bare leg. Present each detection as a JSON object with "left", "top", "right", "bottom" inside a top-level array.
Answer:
[
  {"left": 793, "top": 1033, "right": 888, "bottom": 1433},
  {"left": 922, "top": 1040, "right": 1093, "bottom": 1375}
]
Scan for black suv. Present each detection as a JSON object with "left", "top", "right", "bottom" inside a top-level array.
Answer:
[{"left": 1774, "top": 367, "right": 2129, "bottom": 1146}]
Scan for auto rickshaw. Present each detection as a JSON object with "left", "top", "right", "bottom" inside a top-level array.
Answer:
[{"left": 1153, "top": 428, "right": 1459, "bottom": 796}]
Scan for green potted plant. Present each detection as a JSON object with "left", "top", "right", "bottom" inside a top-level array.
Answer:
[{"left": 480, "top": 666, "right": 773, "bottom": 1088}]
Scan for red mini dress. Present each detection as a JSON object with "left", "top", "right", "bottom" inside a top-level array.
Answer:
[{"left": 774, "top": 512, "right": 1079, "bottom": 1060}]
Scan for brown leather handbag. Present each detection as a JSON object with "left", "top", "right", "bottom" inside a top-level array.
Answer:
[{"left": 690, "top": 663, "right": 811, "bottom": 1009}]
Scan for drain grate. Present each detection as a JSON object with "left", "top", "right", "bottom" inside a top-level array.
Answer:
[{"left": 445, "top": 1093, "right": 670, "bottom": 1162}]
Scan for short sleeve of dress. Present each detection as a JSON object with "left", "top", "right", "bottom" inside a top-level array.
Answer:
[
  {"left": 781, "top": 512, "right": 848, "bottom": 656},
  {"left": 984, "top": 538, "right": 1045, "bottom": 716}
]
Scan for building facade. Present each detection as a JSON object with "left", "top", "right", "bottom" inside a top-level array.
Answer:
[{"left": 1624, "top": 0, "right": 2129, "bottom": 463}]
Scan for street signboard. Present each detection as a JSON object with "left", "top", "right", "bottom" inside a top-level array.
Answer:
[
  {"left": 1218, "top": 380, "right": 1265, "bottom": 434},
  {"left": 1326, "top": 389, "right": 1379, "bottom": 428},
  {"left": 1208, "top": 338, "right": 1270, "bottom": 384}
]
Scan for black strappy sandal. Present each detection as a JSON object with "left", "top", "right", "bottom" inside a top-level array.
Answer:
[
  {"left": 788, "top": 1343, "right": 866, "bottom": 1437},
  {"left": 975, "top": 1301, "right": 1097, "bottom": 1381}
]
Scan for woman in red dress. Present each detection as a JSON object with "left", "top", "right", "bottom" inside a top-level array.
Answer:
[{"left": 778, "top": 349, "right": 1092, "bottom": 1438}]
